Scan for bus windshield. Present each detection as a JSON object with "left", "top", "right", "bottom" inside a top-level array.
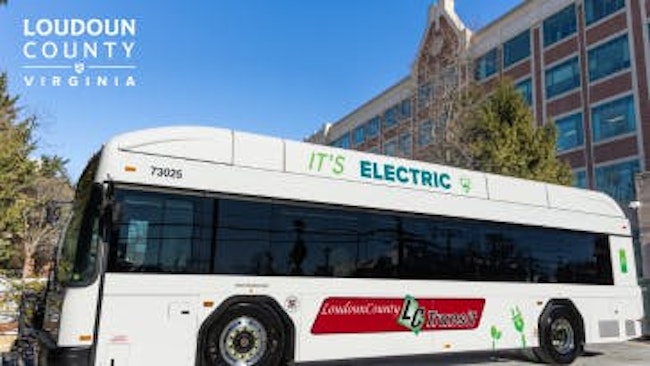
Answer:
[{"left": 56, "top": 154, "right": 101, "bottom": 286}]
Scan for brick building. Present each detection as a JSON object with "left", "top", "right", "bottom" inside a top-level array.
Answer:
[{"left": 307, "top": 0, "right": 650, "bottom": 208}]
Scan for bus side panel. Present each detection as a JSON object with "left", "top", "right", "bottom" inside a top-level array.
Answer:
[
  {"left": 295, "top": 282, "right": 545, "bottom": 362},
  {"left": 610, "top": 236, "right": 640, "bottom": 287},
  {"left": 573, "top": 234, "right": 644, "bottom": 345},
  {"left": 574, "top": 287, "right": 643, "bottom": 345},
  {"left": 93, "top": 275, "right": 199, "bottom": 366},
  {"left": 294, "top": 282, "right": 643, "bottom": 362},
  {"left": 88, "top": 275, "right": 643, "bottom": 365}
]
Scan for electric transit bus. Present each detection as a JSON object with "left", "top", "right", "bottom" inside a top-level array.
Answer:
[{"left": 35, "top": 126, "right": 643, "bottom": 365}]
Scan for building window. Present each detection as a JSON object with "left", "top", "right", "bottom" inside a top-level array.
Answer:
[
  {"left": 515, "top": 78, "right": 532, "bottom": 106},
  {"left": 545, "top": 57, "right": 580, "bottom": 99},
  {"left": 595, "top": 159, "right": 640, "bottom": 203},
  {"left": 383, "top": 105, "right": 399, "bottom": 129},
  {"left": 475, "top": 48, "right": 498, "bottom": 81},
  {"left": 401, "top": 99, "right": 412, "bottom": 119},
  {"left": 543, "top": 4, "right": 577, "bottom": 47},
  {"left": 418, "top": 82, "right": 434, "bottom": 108},
  {"left": 592, "top": 95, "right": 636, "bottom": 142},
  {"left": 585, "top": 0, "right": 625, "bottom": 26},
  {"left": 574, "top": 170, "right": 588, "bottom": 189},
  {"left": 504, "top": 30, "right": 531, "bottom": 68},
  {"left": 418, "top": 120, "right": 433, "bottom": 147},
  {"left": 399, "top": 132, "right": 412, "bottom": 157},
  {"left": 331, "top": 133, "right": 350, "bottom": 149},
  {"left": 555, "top": 113, "right": 584, "bottom": 152},
  {"left": 367, "top": 147, "right": 379, "bottom": 154},
  {"left": 588, "top": 34, "right": 630, "bottom": 82},
  {"left": 382, "top": 139, "right": 397, "bottom": 156},
  {"left": 366, "top": 117, "right": 380, "bottom": 138},
  {"left": 354, "top": 125, "right": 365, "bottom": 146}
]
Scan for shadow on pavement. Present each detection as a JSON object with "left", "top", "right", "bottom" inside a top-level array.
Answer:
[
  {"left": 580, "top": 350, "right": 605, "bottom": 358},
  {"left": 306, "top": 347, "right": 613, "bottom": 366},
  {"left": 308, "top": 350, "right": 536, "bottom": 365}
]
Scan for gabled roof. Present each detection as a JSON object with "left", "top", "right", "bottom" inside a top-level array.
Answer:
[{"left": 411, "top": 0, "right": 472, "bottom": 76}]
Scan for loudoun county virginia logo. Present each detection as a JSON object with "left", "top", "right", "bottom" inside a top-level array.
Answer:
[{"left": 21, "top": 18, "right": 138, "bottom": 88}]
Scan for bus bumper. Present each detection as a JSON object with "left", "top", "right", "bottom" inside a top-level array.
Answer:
[
  {"left": 39, "top": 345, "right": 91, "bottom": 366},
  {"left": 33, "top": 330, "right": 92, "bottom": 366}
]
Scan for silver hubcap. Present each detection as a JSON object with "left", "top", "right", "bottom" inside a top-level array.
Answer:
[
  {"left": 219, "top": 316, "right": 267, "bottom": 366},
  {"left": 550, "top": 318, "right": 575, "bottom": 355}
]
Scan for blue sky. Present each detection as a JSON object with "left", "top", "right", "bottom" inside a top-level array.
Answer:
[{"left": 0, "top": 0, "right": 522, "bottom": 181}]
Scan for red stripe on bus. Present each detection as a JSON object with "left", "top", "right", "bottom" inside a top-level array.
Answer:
[{"left": 311, "top": 297, "right": 485, "bottom": 334}]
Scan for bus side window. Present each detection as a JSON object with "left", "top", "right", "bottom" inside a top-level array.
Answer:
[
  {"left": 115, "top": 196, "right": 162, "bottom": 271},
  {"left": 158, "top": 199, "right": 194, "bottom": 272},
  {"left": 214, "top": 199, "right": 274, "bottom": 275},
  {"left": 356, "top": 214, "right": 400, "bottom": 278},
  {"left": 125, "top": 219, "right": 149, "bottom": 266},
  {"left": 109, "top": 191, "right": 212, "bottom": 274}
]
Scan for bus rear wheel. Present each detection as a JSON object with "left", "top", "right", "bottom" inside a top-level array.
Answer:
[
  {"left": 204, "top": 303, "right": 284, "bottom": 366},
  {"left": 534, "top": 304, "right": 583, "bottom": 364}
]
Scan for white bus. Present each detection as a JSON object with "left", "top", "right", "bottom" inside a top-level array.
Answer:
[{"left": 35, "top": 126, "right": 643, "bottom": 365}]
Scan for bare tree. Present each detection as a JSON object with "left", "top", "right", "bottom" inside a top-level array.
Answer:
[
  {"left": 21, "top": 173, "right": 73, "bottom": 278},
  {"left": 413, "top": 11, "right": 494, "bottom": 168},
  {"left": 412, "top": 19, "right": 487, "bottom": 169}
]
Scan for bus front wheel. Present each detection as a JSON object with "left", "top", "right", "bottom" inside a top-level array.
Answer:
[
  {"left": 534, "top": 303, "right": 584, "bottom": 364},
  {"left": 204, "top": 302, "right": 285, "bottom": 366}
]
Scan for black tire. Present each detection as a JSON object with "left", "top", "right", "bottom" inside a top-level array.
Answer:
[
  {"left": 202, "top": 302, "right": 285, "bottom": 366},
  {"left": 534, "top": 304, "right": 583, "bottom": 364}
]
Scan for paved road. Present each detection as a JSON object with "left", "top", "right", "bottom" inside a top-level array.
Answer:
[{"left": 316, "top": 340, "right": 650, "bottom": 365}]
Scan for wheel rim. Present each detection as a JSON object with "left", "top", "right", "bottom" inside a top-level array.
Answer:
[
  {"left": 219, "top": 316, "right": 268, "bottom": 366},
  {"left": 550, "top": 317, "right": 575, "bottom": 355}
]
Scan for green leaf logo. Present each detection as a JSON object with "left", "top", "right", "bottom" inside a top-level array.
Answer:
[
  {"left": 460, "top": 177, "right": 472, "bottom": 194},
  {"left": 490, "top": 325, "right": 502, "bottom": 340},
  {"left": 511, "top": 306, "right": 526, "bottom": 348},
  {"left": 619, "top": 249, "right": 628, "bottom": 274},
  {"left": 490, "top": 325, "right": 502, "bottom": 351}
]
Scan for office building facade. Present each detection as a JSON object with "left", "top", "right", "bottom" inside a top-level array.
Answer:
[{"left": 307, "top": 0, "right": 650, "bottom": 206}]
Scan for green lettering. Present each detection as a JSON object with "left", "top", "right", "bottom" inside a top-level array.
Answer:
[
  {"left": 396, "top": 166, "right": 409, "bottom": 183},
  {"left": 384, "top": 164, "right": 396, "bottom": 182},
  {"left": 309, "top": 152, "right": 316, "bottom": 170},
  {"left": 316, "top": 152, "right": 328, "bottom": 172},
  {"left": 440, "top": 173, "right": 451, "bottom": 190},
  {"left": 372, "top": 162, "right": 383, "bottom": 180},
  {"left": 333, "top": 155, "right": 345, "bottom": 175},
  {"left": 421, "top": 171, "right": 433, "bottom": 187},
  {"left": 360, "top": 160, "right": 372, "bottom": 178},
  {"left": 398, "top": 295, "right": 424, "bottom": 335},
  {"left": 409, "top": 168, "right": 420, "bottom": 185}
]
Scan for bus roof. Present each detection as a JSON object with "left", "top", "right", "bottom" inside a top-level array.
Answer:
[{"left": 96, "top": 126, "right": 628, "bottom": 233}]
